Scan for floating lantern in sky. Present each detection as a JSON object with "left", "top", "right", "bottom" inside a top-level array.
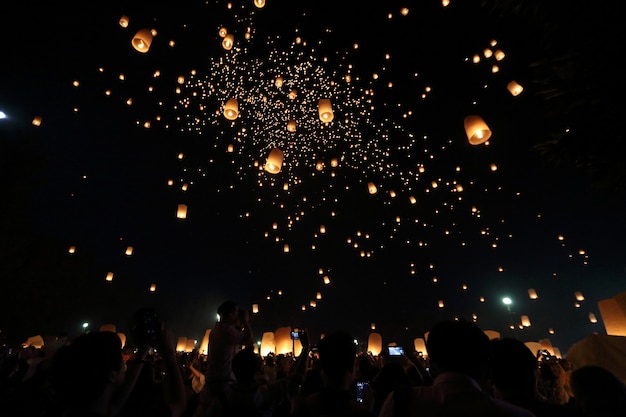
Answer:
[
  {"left": 275, "top": 75, "right": 284, "bottom": 88},
  {"left": 177, "top": 204, "right": 188, "bottom": 219},
  {"left": 528, "top": 288, "right": 538, "bottom": 300},
  {"left": 575, "top": 291, "right": 585, "bottom": 302},
  {"left": 222, "top": 34, "right": 234, "bottom": 50},
  {"left": 464, "top": 115, "right": 492, "bottom": 145},
  {"left": 283, "top": 243, "right": 290, "bottom": 253},
  {"left": 223, "top": 98, "right": 239, "bottom": 120},
  {"left": 597, "top": 292, "right": 626, "bottom": 336},
  {"left": 32, "top": 116, "right": 42, "bottom": 126},
  {"left": 125, "top": 246, "right": 133, "bottom": 256},
  {"left": 149, "top": 283, "right": 156, "bottom": 292},
  {"left": 367, "top": 333, "right": 382, "bottom": 356},
  {"left": 199, "top": 329, "right": 211, "bottom": 355},
  {"left": 260, "top": 332, "right": 275, "bottom": 356},
  {"left": 330, "top": 158, "right": 338, "bottom": 167},
  {"left": 100, "top": 324, "right": 116, "bottom": 332},
  {"left": 494, "top": 50, "right": 506, "bottom": 61},
  {"left": 252, "top": 303, "right": 259, "bottom": 314},
  {"left": 287, "top": 119, "right": 296, "bottom": 132},
  {"left": 264, "top": 148, "right": 284, "bottom": 174},
  {"left": 409, "top": 196, "right": 417, "bottom": 204},
  {"left": 521, "top": 315, "right": 531, "bottom": 327},
  {"left": 414, "top": 338, "right": 427, "bottom": 356},
  {"left": 218, "top": 27, "right": 227, "bottom": 37},
  {"left": 438, "top": 300, "right": 445, "bottom": 308},
  {"left": 368, "top": 182, "right": 377, "bottom": 194},
  {"left": 323, "top": 275, "right": 331, "bottom": 284},
  {"left": 176, "top": 337, "right": 187, "bottom": 352},
  {"left": 507, "top": 80, "right": 524, "bottom": 96},
  {"left": 105, "top": 272, "right": 114, "bottom": 281},
  {"left": 68, "top": 246, "right": 76, "bottom": 254},
  {"left": 254, "top": 0, "right": 266, "bottom": 8},
  {"left": 318, "top": 99, "right": 334, "bottom": 122},
  {"left": 119, "top": 15, "right": 129, "bottom": 28},
  {"left": 588, "top": 312, "right": 598, "bottom": 323},
  {"left": 131, "top": 29, "right": 153, "bottom": 53},
  {"left": 288, "top": 89, "right": 297, "bottom": 99}
]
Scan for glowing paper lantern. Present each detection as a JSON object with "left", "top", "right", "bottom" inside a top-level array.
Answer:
[
  {"left": 464, "top": 115, "right": 492, "bottom": 145},
  {"left": 318, "top": 99, "right": 334, "bottom": 122},
  {"left": 524, "top": 341, "right": 542, "bottom": 357},
  {"left": 409, "top": 196, "right": 417, "bottom": 204},
  {"left": 283, "top": 243, "right": 290, "bottom": 253},
  {"left": 275, "top": 75, "right": 284, "bottom": 87},
  {"left": 23, "top": 335, "right": 44, "bottom": 349},
  {"left": 521, "top": 315, "right": 531, "bottom": 327},
  {"left": 105, "top": 272, "right": 114, "bottom": 281},
  {"left": 149, "top": 283, "right": 156, "bottom": 292},
  {"left": 368, "top": 182, "right": 377, "bottom": 194},
  {"left": 223, "top": 98, "right": 239, "bottom": 120},
  {"left": 330, "top": 158, "right": 338, "bottom": 167},
  {"left": 528, "top": 288, "right": 538, "bottom": 300},
  {"left": 260, "top": 332, "right": 275, "bottom": 357},
  {"left": 177, "top": 204, "right": 188, "bottom": 219},
  {"left": 274, "top": 327, "right": 292, "bottom": 355},
  {"left": 507, "top": 80, "right": 523, "bottom": 96},
  {"left": 589, "top": 312, "right": 598, "bottom": 323},
  {"left": 117, "top": 333, "right": 126, "bottom": 348},
  {"left": 367, "top": 332, "right": 382, "bottom": 356},
  {"left": 264, "top": 148, "right": 284, "bottom": 174},
  {"left": 484, "top": 330, "right": 500, "bottom": 340},
  {"left": 68, "top": 246, "right": 76, "bottom": 254},
  {"left": 575, "top": 291, "right": 585, "bottom": 302},
  {"left": 254, "top": 0, "right": 266, "bottom": 8},
  {"left": 100, "top": 324, "right": 116, "bottom": 332},
  {"left": 176, "top": 337, "right": 188, "bottom": 352},
  {"left": 597, "top": 292, "right": 626, "bottom": 336},
  {"left": 119, "top": 15, "right": 129, "bottom": 28},
  {"left": 199, "top": 329, "right": 211, "bottom": 355},
  {"left": 131, "top": 29, "right": 153, "bottom": 53},
  {"left": 287, "top": 119, "right": 296, "bottom": 132},
  {"left": 125, "top": 246, "right": 133, "bottom": 256},
  {"left": 185, "top": 339, "right": 196, "bottom": 352},
  {"left": 288, "top": 89, "right": 297, "bottom": 99},
  {"left": 539, "top": 339, "right": 555, "bottom": 356},
  {"left": 414, "top": 338, "right": 427, "bottom": 356},
  {"left": 218, "top": 27, "right": 227, "bottom": 37},
  {"left": 32, "top": 116, "right": 42, "bottom": 126},
  {"left": 222, "top": 34, "right": 234, "bottom": 50}
]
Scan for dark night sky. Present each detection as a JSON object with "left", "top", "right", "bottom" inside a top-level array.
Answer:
[{"left": 1, "top": 0, "right": 625, "bottom": 353}]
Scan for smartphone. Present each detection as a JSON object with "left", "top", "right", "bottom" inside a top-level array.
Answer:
[
  {"left": 356, "top": 381, "right": 369, "bottom": 403},
  {"left": 290, "top": 331, "right": 300, "bottom": 340},
  {"left": 388, "top": 346, "right": 404, "bottom": 356}
]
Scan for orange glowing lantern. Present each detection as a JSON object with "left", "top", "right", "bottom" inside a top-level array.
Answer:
[
  {"left": 414, "top": 338, "right": 427, "bottom": 356},
  {"left": 274, "top": 327, "right": 292, "bottom": 354},
  {"left": 68, "top": 246, "right": 76, "bottom": 254},
  {"left": 23, "top": 335, "right": 44, "bottom": 349},
  {"left": 185, "top": 339, "right": 196, "bottom": 352},
  {"left": 588, "top": 312, "right": 598, "bottom": 323},
  {"left": 176, "top": 337, "right": 188, "bottom": 352},
  {"left": 117, "top": 333, "right": 126, "bottom": 348},
  {"left": 521, "top": 315, "right": 531, "bottom": 327},
  {"left": 283, "top": 243, "right": 290, "bottom": 253},
  {"left": 323, "top": 275, "right": 331, "bottom": 284},
  {"left": 330, "top": 158, "right": 338, "bottom": 167},
  {"left": 218, "top": 27, "right": 227, "bottom": 38},
  {"left": 409, "top": 196, "right": 417, "bottom": 204},
  {"left": 100, "top": 324, "right": 116, "bottom": 332},
  {"left": 119, "top": 15, "right": 129, "bottom": 28},
  {"left": 597, "top": 292, "right": 626, "bottom": 336},
  {"left": 132, "top": 29, "right": 153, "bottom": 53},
  {"left": 260, "top": 332, "right": 275, "bottom": 356},
  {"left": 223, "top": 98, "right": 239, "bottom": 120},
  {"left": 367, "top": 332, "right": 383, "bottom": 356},
  {"left": 368, "top": 182, "right": 377, "bottom": 194},
  {"left": 125, "top": 246, "right": 133, "bottom": 256},
  {"left": 177, "top": 204, "right": 188, "bottom": 219},
  {"left": 222, "top": 34, "right": 234, "bottom": 50},
  {"left": 105, "top": 272, "right": 114, "bottom": 281},
  {"left": 199, "top": 329, "right": 211, "bottom": 355},
  {"left": 254, "top": 0, "right": 266, "bottom": 8},
  {"left": 464, "top": 115, "right": 492, "bottom": 145},
  {"left": 32, "top": 116, "right": 42, "bottom": 126},
  {"left": 575, "top": 291, "right": 585, "bottom": 302},
  {"left": 507, "top": 80, "right": 523, "bottom": 96},
  {"left": 275, "top": 75, "right": 284, "bottom": 88},
  {"left": 149, "top": 283, "right": 156, "bottom": 292},
  {"left": 252, "top": 304, "right": 259, "bottom": 314},
  {"left": 318, "top": 99, "right": 334, "bottom": 122},
  {"left": 288, "top": 89, "right": 297, "bottom": 99},
  {"left": 528, "top": 288, "right": 538, "bottom": 300},
  {"left": 287, "top": 119, "right": 296, "bottom": 132},
  {"left": 264, "top": 148, "right": 284, "bottom": 174},
  {"left": 484, "top": 330, "right": 500, "bottom": 340}
]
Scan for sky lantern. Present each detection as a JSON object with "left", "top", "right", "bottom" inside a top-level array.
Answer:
[
  {"left": 119, "top": 15, "right": 129, "bottom": 28},
  {"left": 117, "top": 333, "right": 126, "bottom": 348},
  {"left": 254, "top": 0, "right": 266, "bottom": 8},
  {"left": 274, "top": 327, "right": 292, "bottom": 354},
  {"left": 588, "top": 312, "right": 598, "bottom": 323},
  {"left": 368, "top": 182, "right": 377, "bottom": 194},
  {"left": 218, "top": 27, "right": 227, "bottom": 37},
  {"left": 283, "top": 243, "right": 290, "bottom": 253},
  {"left": 318, "top": 99, "right": 334, "bottom": 122},
  {"left": 507, "top": 80, "right": 523, "bottom": 96},
  {"left": 131, "top": 29, "right": 153, "bottom": 53},
  {"left": 330, "top": 158, "right": 338, "bottom": 167},
  {"left": 199, "top": 329, "right": 211, "bottom": 355},
  {"left": 521, "top": 315, "right": 531, "bottom": 327},
  {"left": 438, "top": 300, "right": 444, "bottom": 308},
  {"left": 252, "top": 303, "right": 259, "bottom": 314},
  {"left": 484, "top": 330, "right": 500, "bottom": 340},
  {"left": 32, "top": 116, "right": 42, "bottom": 126},
  {"left": 260, "top": 332, "right": 275, "bottom": 356},
  {"left": 223, "top": 98, "right": 239, "bottom": 120},
  {"left": 464, "top": 115, "right": 492, "bottom": 145},
  {"left": 105, "top": 272, "right": 114, "bottom": 281},
  {"left": 100, "top": 324, "right": 116, "bottom": 332},
  {"left": 414, "top": 338, "right": 427, "bottom": 356},
  {"left": 275, "top": 75, "right": 284, "bottom": 87},
  {"left": 367, "top": 332, "right": 382, "bottom": 356},
  {"left": 409, "top": 196, "right": 417, "bottom": 204},
  {"left": 176, "top": 337, "right": 188, "bottom": 352},
  {"left": 323, "top": 275, "right": 331, "bottom": 284},
  {"left": 288, "top": 89, "right": 297, "bottom": 99},
  {"left": 222, "top": 33, "right": 234, "bottom": 50},
  {"left": 23, "top": 335, "right": 44, "bottom": 349},
  {"left": 149, "top": 283, "right": 156, "bottom": 292},
  {"left": 68, "top": 246, "right": 76, "bottom": 254},
  {"left": 575, "top": 291, "right": 585, "bottom": 301},
  {"left": 185, "top": 339, "right": 196, "bottom": 352},
  {"left": 528, "top": 288, "right": 538, "bottom": 300},
  {"left": 264, "top": 148, "right": 284, "bottom": 174},
  {"left": 316, "top": 161, "right": 324, "bottom": 171},
  {"left": 494, "top": 50, "right": 506, "bottom": 60},
  {"left": 125, "top": 246, "right": 133, "bottom": 256},
  {"left": 597, "top": 292, "right": 626, "bottom": 336},
  {"left": 177, "top": 204, "right": 187, "bottom": 219},
  {"left": 227, "top": 144, "right": 234, "bottom": 153},
  {"left": 287, "top": 119, "right": 296, "bottom": 132}
]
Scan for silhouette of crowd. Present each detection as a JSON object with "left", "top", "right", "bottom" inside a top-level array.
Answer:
[{"left": 1, "top": 301, "right": 625, "bottom": 417}]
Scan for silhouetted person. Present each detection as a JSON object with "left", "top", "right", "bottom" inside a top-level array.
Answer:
[
  {"left": 292, "top": 330, "right": 375, "bottom": 417},
  {"left": 488, "top": 337, "right": 581, "bottom": 417},
  {"left": 569, "top": 365, "right": 626, "bottom": 417},
  {"left": 379, "top": 320, "right": 535, "bottom": 417}
]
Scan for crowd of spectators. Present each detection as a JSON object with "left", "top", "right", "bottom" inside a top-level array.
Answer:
[{"left": 1, "top": 302, "right": 625, "bottom": 417}]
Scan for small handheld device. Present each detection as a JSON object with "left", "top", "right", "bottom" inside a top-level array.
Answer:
[
  {"left": 388, "top": 346, "right": 404, "bottom": 356},
  {"left": 291, "top": 330, "right": 300, "bottom": 340},
  {"left": 356, "top": 381, "right": 369, "bottom": 403}
]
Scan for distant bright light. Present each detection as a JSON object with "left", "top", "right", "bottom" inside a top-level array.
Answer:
[
  {"left": 502, "top": 297, "right": 512, "bottom": 305},
  {"left": 0, "top": 111, "right": 6, "bottom": 119},
  {"left": 82, "top": 322, "right": 89, "bottom": 329}
]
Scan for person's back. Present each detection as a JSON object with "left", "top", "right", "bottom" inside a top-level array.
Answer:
[
  {"left": 292, "top": 330, "right": 374, "bottom": 417},
  {"left": 569, "top": 365, "right": 626, "bottom": 417},
  {"left": 488, "top": 337, "right": 581, "bottom": 417},
  {"left": 379, "top": 320, "right": 536, "bottom": 417}
]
